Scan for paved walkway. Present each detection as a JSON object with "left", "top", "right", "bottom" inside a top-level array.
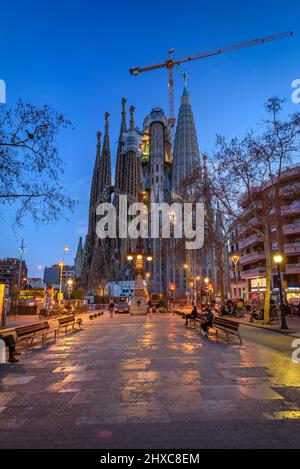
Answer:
[
  {"left": 1, "top": 313, "right": 300, "bottom": 449},
  {"left": 177, "top": 305, "right": 300, "bottom": 338}
]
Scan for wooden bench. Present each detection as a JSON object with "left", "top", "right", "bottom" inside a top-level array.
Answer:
[
  {"left": 16, "top": 321, "right": 59, "bottom": 346},
  {"left": 179, "top": 311, "right": 242, "bottom": 345},
  {"left": 58, "top": 316, "right": 82, "bottom": 334},
  {"left": 213, "top": 317, "right": 242, "bottom": 344}
]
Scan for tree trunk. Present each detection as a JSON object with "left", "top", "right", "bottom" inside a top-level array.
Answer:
[{"left": 263, "top": 228, "right": 271, "bottom": 325}]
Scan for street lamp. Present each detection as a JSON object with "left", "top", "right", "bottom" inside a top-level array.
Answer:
[
  {"left": 273, "top": 253, "right": 288, "bottom": 330},
  {"left": 204, "top": 277, "right": 210, "bottom": 305},
  {"left": 231, "top": 254, "right": 240, "bottom": 299},
  {"left": 67, "top": 278, "right": 73, "bottom": 300},
  {"left": 58, "top": 262, "right": 64, "bottom": 307}
]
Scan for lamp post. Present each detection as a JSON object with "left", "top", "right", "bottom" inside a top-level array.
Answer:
[
  {"left": 204, "top": 277, "right": 209, "bottom": 305},
  {"left": 183, "top": 264, "right": 200, "bottom": 305},
  {"left": 169, "top": 209, "right": 177, "bottom": 310},
  {"left": 273, "top": 254, "right": 288, "bottom": 330},
  {"left": 67, "top": 278, "right": 73, "bottom": 300},
  {"left": 231, "top": 254, "right": 240, "bottom": 300},
  {"left": 169, "top": 282, "right": 176, "bottom": 312},
  {"left": 58, "top": 262, "right": 64, "bottom": 307},
  {"left": 196, "top": 275, "right": 201, "bottom": 306}
]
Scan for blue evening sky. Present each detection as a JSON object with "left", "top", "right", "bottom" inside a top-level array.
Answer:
[{"left": 0, "top": 0, "right": 299, "bottom": 275}]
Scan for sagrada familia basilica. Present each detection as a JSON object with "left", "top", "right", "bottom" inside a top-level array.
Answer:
[{"left": 74, "top": 83, "right": 227, "bottom": 299}]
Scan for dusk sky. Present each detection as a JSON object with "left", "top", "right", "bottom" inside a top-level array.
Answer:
[{"left": 1, "top": 0, "right": 299, "bottom": 276}]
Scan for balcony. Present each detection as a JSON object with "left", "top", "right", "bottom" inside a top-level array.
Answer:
[
  {"left": 286, "top": 264, "right": 300, "bottom": 274},
  {"left": 284, "top": 243, "right": 300, "bottom": 255},
  {"left": 239, "top": 234, "right": 264, "bottom": 249},
  {"left": 239, "top": 218, "right": 260, "bottom": 235},
  {"left": 239, "top": 252, "right": 266, "bottom": 265},
  {"left": 240, "top": 267, "right": 266, "bottom": 280},
  {"left": 282, "top": 223, "right": 300, "bottom": 235},
  {"left": 281, "top": 203, "right": 300, "bottom": 216}
]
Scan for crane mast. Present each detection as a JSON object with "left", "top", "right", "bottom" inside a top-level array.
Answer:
[{"left": 130, "top": 31, "right": 293, "bottom": 142}]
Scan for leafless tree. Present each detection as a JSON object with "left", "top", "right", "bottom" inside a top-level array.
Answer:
[
  {"left": 208, "top": 97, "right": 300, "bottom": 323},
  {"left": 0, "top": 99, "right": 75, "bottom": 225}
]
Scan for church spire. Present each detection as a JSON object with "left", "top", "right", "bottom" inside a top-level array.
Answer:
[
  {"left": 115, "top": 98, "right": 127, "bottom": 197},
  {"left": 129, "top": 105, "right": 135, "bottom": 129},
  {"left": 172, "top": 83, "right": 201, "bottom": 192},
  {"left": 74, "top": 236, "right": 84, "bottom": 279},
  {"left": 100, "top": 112, "right": 111, "bottom": 193},
  {"left": 89, "top": 131, "right": 102, "bottom": 211}
]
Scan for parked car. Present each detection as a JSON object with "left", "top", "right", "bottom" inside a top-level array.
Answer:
[{"left": 114, "top": 302, "right": 130, "bottom": 314}]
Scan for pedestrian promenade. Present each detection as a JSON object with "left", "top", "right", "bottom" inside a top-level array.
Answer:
[
  {"left": 177, "top": 305, "right": 300, "bottom": 338},
  {"left": 0, "top": 313, "right": 300, "bottom": 448}
]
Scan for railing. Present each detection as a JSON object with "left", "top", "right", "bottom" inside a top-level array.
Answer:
[
  {"left": 239, "top": 234, "right": 263, "bottom": 249},
  {"left": 239, "top": 218, "right": 260, "bottom": 235},
  {"left": 240, "top": 267, "right": 266, "bottom": 279},
  {"left": 239, "top": 252, "right": 266, "bottom": 265},
  {"left": 282, "top": 223, "right": 300, "bottom": 235},
  {"left": 284, "top": 243, "right": 300, "bottom": 254},
  {"left": 286, "top": 264, "right": 300, "bottom": 274},
  {"left": 281, "top": 203, "right": 300, "bottom": 216}
]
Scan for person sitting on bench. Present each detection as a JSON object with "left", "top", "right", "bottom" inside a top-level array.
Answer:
[
  {"left": 0, "top": 333, "right": 21, "bottom": 363},
  {"left": 200, "top": 307, "right": 214, "bottom": 335},
  {"left": 185, "top": 305, "right": 198, "bottom": 325}
]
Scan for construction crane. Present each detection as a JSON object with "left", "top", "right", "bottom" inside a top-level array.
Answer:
[{"left": 130, "top": 31, "right": 293, "bottom": 138}]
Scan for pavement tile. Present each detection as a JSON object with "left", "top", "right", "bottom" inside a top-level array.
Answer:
[{"left": 1, "top": 313, "right": 300, "bottom": 448}]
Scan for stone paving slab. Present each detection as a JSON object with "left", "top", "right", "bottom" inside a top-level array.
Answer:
[{"left": 0, "top": 313, "right": 300, "bottom": 448}]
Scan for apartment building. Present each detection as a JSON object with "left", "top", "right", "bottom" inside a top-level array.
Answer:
[
  {"left": 0, "top": 258, "right": 28, "bottom": 288},
  {"left": 229, "top": 165, "right": 300, "bottom": 303}
]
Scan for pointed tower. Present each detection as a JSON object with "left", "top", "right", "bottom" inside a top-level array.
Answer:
[
  {"left": 89, "top": 131, "right": 102, "bottom": 225},
  {"left": 172, "top": 79, "right": 201, "bottom": 192},
  {"left": 115, "top": 98, "right": 127, "bottom": 197},
  {"left": 100, "top": 112, "right": 112, "bottom": 193},
  {"left": 81, "top": 132, "right": 103, "bottom": 290},
  {"left": 74, "top": 237, "right": 84, "bottom": 279}
]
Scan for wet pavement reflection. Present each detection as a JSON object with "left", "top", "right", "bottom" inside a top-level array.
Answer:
[{"left": 0, "top": 313, "right": 300, "bottom": 448}]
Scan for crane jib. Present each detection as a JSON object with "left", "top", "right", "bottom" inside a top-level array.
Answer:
[{"left": 130, "top": 31, "right": 293, "bottom": 74}]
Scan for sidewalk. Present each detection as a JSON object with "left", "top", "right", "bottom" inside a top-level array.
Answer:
[
  {"left": 1, "top": 312, "right": 94, "bottom": 333},
  {"left": 231, "top": 315, "right": 300, "bottom": 338},
  {"left": 175, "top": 305, "right": 300, "bottom": 338},
  {"left": 1, "top": 312, "right": 300, "bottom": 449}
]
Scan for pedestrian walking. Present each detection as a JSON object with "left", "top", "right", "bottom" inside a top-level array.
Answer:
[{"left": 109, "top": 301, "right": 115, "bottom": 318}]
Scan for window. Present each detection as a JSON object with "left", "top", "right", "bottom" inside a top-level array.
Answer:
[{"left": 271, "top": 242, "right": 278, "bottom": 250}]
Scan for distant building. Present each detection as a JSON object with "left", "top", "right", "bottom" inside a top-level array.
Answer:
[
  {"left": 0, "top": 258, "right": 27, "bottom": 288},
  {"left": 27, "top": 278, "right": 45, "bottom": 289},
  {"left": 229, "top": 165, "right": 300, "bottom": 303},
  {"left": 74, "top": 237, "right": 84, "bottom": 279},
  {"left": 43, "top": 265, "right": 74, "bottom": 290},
  {"left": 106, "top": 280, "right": 135, "bottom": 299}
]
